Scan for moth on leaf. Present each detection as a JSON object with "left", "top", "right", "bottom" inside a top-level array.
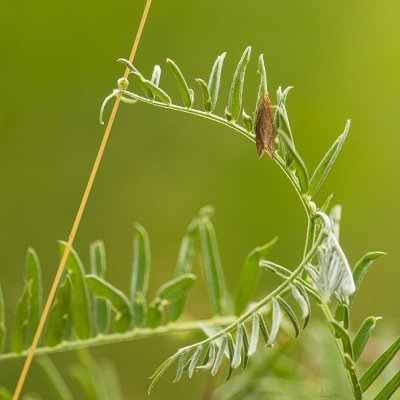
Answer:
[{"left": 255, "top": 92, "right": 275, "bottom": 159}]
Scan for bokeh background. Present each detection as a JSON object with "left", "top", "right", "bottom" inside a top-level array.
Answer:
[{"left": 1, "top": 0, "right": 399, "bottom": 398}]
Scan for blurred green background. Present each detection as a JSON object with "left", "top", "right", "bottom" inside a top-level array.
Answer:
[{"left": 1, "top": 0, "right": 399, "bottom": 398}]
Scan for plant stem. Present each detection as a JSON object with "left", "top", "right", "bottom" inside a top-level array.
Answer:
[{"left": 0, "top": 316, "right": 236, "bottom": 362}]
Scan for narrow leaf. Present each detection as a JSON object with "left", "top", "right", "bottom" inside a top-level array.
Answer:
[
  {"left": 225, "top": 333, "right": 235, "bottom": 381},
  {"left": 130, "top": 223, "right": 151, "bottom": 327},
  {"left": 44, "top": 275, "right": 71, "bottom": 347},
  {"left": 155, "top": 274, "right": 196, "bottom": 303},
  {"left": 360, "top": 336, "right": 400, "bottom": 392},
  {"left": 252, "top": 54, "right": 268, "bottom": 130},
  {"left": 25, "top": 248, "right": 42, "bottom": 346},
  {"left": 37, "top": 356, "right": 73, "bottom": 400},
  {"left": 291, "top": 284, "right": 310, "bottom": 328},
  {"left": 59, "top": 242, "right": 91, "bottom": 339},
  {"left": 167, "top": 58, "right": 193, "bottom": 108},
  {"left": 257, "top": 312, "right": 270, "bottom": 345},
  {"left": 129, "top": 71, "right": 153, "bottom": 98},
  {"left": 0, "top": 284, "right": 5, "bottom": 353},
  {"left": 148, "top": 355, "right": 177, "bottom": 394},
  {"left": 174, "top": 350, "right": 189, "bottom": 383},
  {"left": 211, "top": 335, "right": 227, "bottom": 376},
  {"left": 208, "top": 52, "right": 226, "bottom": 112},
  {"left": 234, "top": 237, "right": 278, "bottom": 316},
  {"left": 248, "top": 313, "right": 260, "bottom": 356},
  {"left": 277, "top": 296, "right": 300, "bottom": 338},
  {"left": 374, "top": 370, "right": 400, "bottom": 400},
  {"left": 344, "top": 354, "right": 362, "bottom": 399},
  {"left": 86, "top": 275, "right": 132, "bottom": 333},
  {"left": 198, "top": 207, "right": 226, "bottom": 316},
  {"left": 350, "top": 252, "right": 386, "bottom": 307},
  {"left": 168, "top": 218, "right": 198, "bottom": 322},
  {"left": 117, "top": 58, "right": 139, "bottom": 73},
  {"left": 242, "top": 109, "right": 252, "bottom": 132},
  {"left": 241, "top": 324, "right": 249, "bottom": 370},
  {"left": 188, "top": 346, "right": 203, "bottom": 378},
  {"left": 195, "top": 78, "right": 212, "bottom": 112},
  {"left": 308, "top": 120, "right": 350, "bottom": 197},
  {"left": 278, "top": 129, "right": 309, "bottom": 193},
  {"left": 231, "top": 326, "right": 243, "bottom": 369},
  {"left": 12, "top": 282, "right": 31, "bottom": 353},
  {"left": 196, "top": 342, "right": 216, "bottom": 371},
  {"left": 335, "top": 303, "right": 349, "bottom": 330},
  {"left": 150, "top": 65, "right": 161, "bottom": 86},
  {"left": 330, "top": 320, "right": 353, "bottom": 359},
  {"left": 353, "top": 316, "right": 381, "bottom": 362},
  {"left": 131, "top": 72, "right": 171, "bottom": 104},
  {"left": 90, "top": 241, "right": 109, "bottom": 334},
  {"left": 227, "top": 46, "right": 251, "bottom": 121},
  {"left": 267, "top": 298, "right": 281, "bottom": 346}
]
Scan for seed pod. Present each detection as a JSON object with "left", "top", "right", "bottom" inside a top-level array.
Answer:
[{"left": 255, "top": 92, "right": 275, "bottom": 159}]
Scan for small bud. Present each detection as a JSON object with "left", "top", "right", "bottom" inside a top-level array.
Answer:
[{"left": 118, "top": 78, "right": 129, "bottom": 90}]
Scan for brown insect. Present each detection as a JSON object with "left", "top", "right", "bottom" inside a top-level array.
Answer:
[{"left": 255, "top": 91, "right": 275, "bottom": 159}]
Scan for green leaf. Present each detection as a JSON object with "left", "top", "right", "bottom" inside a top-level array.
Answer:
[
  {"left": 241, "top": 323, "right": 249, "bottom": 370},
  {"left": 150, "top": 65, "right": 161, "bottom": 86},
  {"left": 130, "top": 223, "right": 151, "bottom": 327},
  {"left": 242, "top": 109, "right": 252, "bottom": 132},
  {"left": 258, "top": 312, "right": 270, "bottom": 345},
  {"left": 37, "top": 356, "right": 73, "bottom": 400},
  {"left": 188, "top": 346, "right": 203, "bottom": 378},
  {"left": 168, "top": 219, "right": 198, "bottom": 323},
  {"left": 374, "top": 370, "right": 400, "bottom": 400},
  {"left": 195, "top": 78, "right": 212, "bottom": 112},
  {"left": 90, "top": 241, "right": 110, "bottom": 334},
  {"left": 335, "top": 303, "right": 349, "bottom": 330},
  {"left": 208, "top": 52, "right": 226, "bottom": 112},
  {"left": 307, "top": 120, "right": 350, "bottom": 197},
  {"left": 148, "top": 355, "right": 177, "bottom": 394},
  {"left": 86, "top": 275, "right": 132, "bottom": 333},
  {"left": 252, "top": 54, "right": 268, "bottom": 130},
  {"left": 234, "top": 237, "right": 278, "bottom": 316},
  {"left": 225, "top": 333, "right": 235, "bottom": 381},
  {"left": 25, "top": 248, "right": 42, "bottom": 346},
  {"left": 248, "top": 313, "right": 260, "bottom": 356},
  {"left": 344, "top": 354, "right": 362, "bottom": 400},
  {"left": 174, "top": 350, "right": 189, "bottom": 383},
  {"left": 360, "top": 336, "right": 400, "bottom": 392},
  {"left": 291, "top": 284, "right": 310, "bottom": 329},
  {"left": 227, "top": 46, "right": 251, "bottom": 122},
  {"left": 353, "top": 316, "right": 381, "bottom": 362},
  {"left": 278, "top": 129, "right": 309, "bottom": 193},
  {"left": 0, "top": 284, "right": 5, "bottom": 353},
  {"left": 267, "top": 298, "right": 281, "bottom": 346},
  {"left": 146, "top": 303, "right": 163, "bottom": 329},
  {"left": 12, "top": 282, "right": 31, "bottom": 353},
  {"left": 231, "top": 325, "right": 243, "bottom": 369},
  {"left": 117, "top": 58, "right": 139, "bottom": 73},
  {"left": 277, "top": 296, "right": 300, "bottom": 338},
  {"left": 131, "top": 72, "right": 171, "bottom": 104},
  {"left": 320, "top": 193, "right": 334, "bottom": 213},
  {"left": 330, "top": 320, "right": 353, "bottom": 359},
  {"left": 167, "top": 58, "right": 193, "bottom": 108},
  {"left": 196, "top": 342, "right": 216, "bottom": 371},
  {"left": 211, "top": 335, "right": 227, "bottom": 376},
  {"left": 129, "top": 71, "right": 153, "bottom": 99},
  {"left": 198, "top": 207, "right": 227, "bottom": 316},
  {"left": 59, "top": 242, "right": 91, "bottom": 339},
  {"left": 155, "top": 274, "right": 196, "bottom": 303},
  {"left": 349, "top": 251, "right": 386, "bottom": 307},
  {"left": 44, "top": 275, "right": 71, "bottom": 347}
]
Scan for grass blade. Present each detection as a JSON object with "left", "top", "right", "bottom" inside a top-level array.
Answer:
[
  {"left": 195, "top": 78, "right": 212, "bottom": 112},
  {"left": 208, "top": 52, "right": 226, "bottom": 112},
  {"left": 198, "top": 207, "right": 226, "bottom": 316},
  {"left": 59, "top": 242, "right": 91, "bottom": 339},
  {"left": 130, "top": 223, "right": 151, "bottom": 328},
  {"left": 268, "top": 298, "right": 281, "bottom": 346},
  {"left": 25, "top": 248, "right": 42, "bottom": 346},
  {"left": 0, "top": 284, "right": 5, "bottom": 353},
  {"left": 167, "top": 58, "right": 193, "bottom": 108},
  {"left": 374, "top": 370, "right": 400, "bottom": 400},
  {"left": 349, "top": 251, "right": 386, "bottom": 307},
  {"left": 44, "top": 276, "right": 72, "bottom": 347},
  {"left": 308, "top": 120, "right": 350, "bottom": 197},
  {"left": 360, "top": 336, "right": 400, "bottom": 392},
  {"left": 248, "top": 313, "right": 260, "bottom": 356},
  {"left": 90, "top": 241, "right": 109, "bottom": 334},
  {"left": 277, "top": 296, "right": 300, "bottom": 338},
  {"left": 353, "top": 316, "right": 381, "bottom": 362},
  {"left": 168, "top": 218, "right": 198, "bottom": 322},
  {"left": 252, "top": 54, "right": 268, "bottom": 130},
  {"left": 11, "top": 282, "right": 31, "bottom": 353},
  {"left": 234, "top": 237, "right": 278, "bottom": 316},
  {"left": 227, "top": 46, "right": 251, "bottom": 122},
  {"left": 86, "top": 275, "right": 132, "bottom": 333},
  {"left": 278, "top": 129, "right": 309, "bottom": 193},
  {"left": 330, "top": 320, "right": 353, "bottom": 359},
  {"left": 211, "top": 335, "right": 227, "bottom": 376}
]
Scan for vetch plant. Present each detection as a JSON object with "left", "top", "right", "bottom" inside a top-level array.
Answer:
[{"left": 1, "top": 46, "right": 399, "bottom": 400}]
